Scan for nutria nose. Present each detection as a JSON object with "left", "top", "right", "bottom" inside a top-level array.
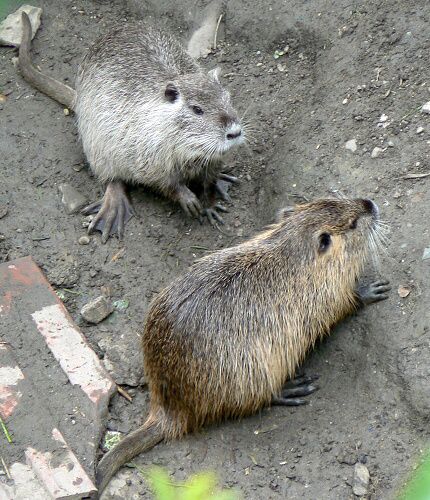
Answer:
[
  {"left": 362, "top": 198, "right": 379, "bottom": 217},
  {"left": 226, "top": 123, "right": 242, "bottom": 140}
]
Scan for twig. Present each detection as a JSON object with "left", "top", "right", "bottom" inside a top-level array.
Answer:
[
  {"left": 213, "top": 14, "right": 223, "bottom": 50},
  {"left": 402, "top": 172, "right": 430, "bottom": 179},
  {"left": 62, "top": 288, "right": 82, "bottom": 295},
  {"left": 189, "top": 245, "right": 211, "bottom": 251},
  {"left": 0, "top": 416, "right": 12, "bottom": 443},
  {"left": 0, "top": 456, "right": 10, "bottom": 479},
  {"left": 117, "top": 385, "right": 133, "bottom": 402}
]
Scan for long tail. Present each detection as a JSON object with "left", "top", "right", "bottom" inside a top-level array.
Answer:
[
  {"left": 18, "top": 12, "right": 77, "bottom": 110},
  {"left": 96, "top": 424, "right": 164, "bottom": 495}
]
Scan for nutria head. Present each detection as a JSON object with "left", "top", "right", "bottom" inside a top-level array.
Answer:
[
  {"left": 267, "top": 198, "right": 385, "bottom": 291},
  {"left": 162, "top": 68, "right": 245, "bottom": 164}
]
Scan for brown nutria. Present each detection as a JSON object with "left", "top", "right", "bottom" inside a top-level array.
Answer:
[
  {"left": 96, "top": 197, "right": 390, "bottom": 493},
  {"left": 18, "top": 12, "right": 246, "bottom": 242}
]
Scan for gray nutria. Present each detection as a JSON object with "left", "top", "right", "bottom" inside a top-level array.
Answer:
[
  {"left": 96, "top": 197, "right": 390, "bottom": 493},
  {"left": 18, "top": 12, "right": 245, "bottom": 242}
]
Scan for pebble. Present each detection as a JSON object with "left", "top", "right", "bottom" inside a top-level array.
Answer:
[
  {"left": 345, "top": 139, "right": 357, "bottom": 153},
  {"left": 352, "top": 463, "right": 370, "bottom": 496},
  {"left": 421, "top": 101, "right": 430, "bottom": 114},
  {"left": 387, "top": 140, "right": 394, "bottom": 147},
  {"left": 422, "top": 248, "right": 430, "bottom": 260},
  {"left": 78, "top": 235, "right": 90, "bottom": 245},
  {"left": 0, "top": 5, "right": 42, "bottom": 47},
  {"left": 379, "top": 113, "right": 388, "bottom": 122},
  {"left": 417, "top": 126, "right": 424, "bottom": 134},
  {"left": 59, "top": 183, "right": 87, "bottom": 214},
  {"left": 81, "top": 296, "right": 114, "bottom": 324},
  {"left": 371, "top": 147, "right": 383, "bottom": 158}
]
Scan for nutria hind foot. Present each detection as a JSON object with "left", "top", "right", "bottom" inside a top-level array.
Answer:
[
  {"left": 82, "top": 180, "right": 135, "bottom": 243},
  {"left": 356, "top": 279, "right": 391, "bottom": 306},
  {"left": 215, "top": 173, "right": 239, "bottom": 203},
  {"left": 271, "top": 374, "right": 319, "bottom": 406}
]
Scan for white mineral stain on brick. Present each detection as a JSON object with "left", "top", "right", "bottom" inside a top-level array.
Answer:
[
  {"left": 0, "top": 366, "right": 24, "bottom": 386},
  {"left": 0, "top": 462, "right": 49, "bottom": 500},
  {"left": 31, "top": 303, "right": 114, "bottom": 404},
  {"left": 0, "top": 350, "right": 24, "bottom": 418},
  {"left": 25, "top": 427, "right": 96, "bottom": 498}
]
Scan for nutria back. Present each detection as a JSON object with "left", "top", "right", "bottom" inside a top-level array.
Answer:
[
  {"left": 75, "top": 21, "right": 243, "bottom": 189},
  {"left": 142, "top": 197, "right": 383, "bottom": 439}
]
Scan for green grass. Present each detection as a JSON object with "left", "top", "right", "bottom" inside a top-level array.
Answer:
[{"left": 398, "top": 449, "right": 430, "bottom": 500}]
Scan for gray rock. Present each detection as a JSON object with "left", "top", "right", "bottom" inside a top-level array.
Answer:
[
  {"left": 78, "top": 235, "right": 90, "bottom": 245},
  {"left": 421, "top": 101, "right": 430, "bottom": 114},
  {"left": 417, "top": 126, "right": 425, "bottom": 134},
  {"left": 81, "top": 296, "right": 114, "bottom": 324},
  {"left": 99, "top": 327, "right": 145, "bottom": 386},
  {"left": 423, "top": 248, "right": 430, "bottom": 260},
  {"left": 187, "top": 0, "right": 223, "bottom": 59},
  {"left": 59, "top": 183, "right": 87, "bottom": 214},
  {"left": 345, "top": 139, "right": 357, "bottom": 153},
  {"left": 352, "top": 463, "right": 370, "bottom": 496},
  {"left": 371, "top": 146, "right": 383, "bottom": 158},
  {"left": 0, "top": 5, "right": 42, "bottom": 47}
]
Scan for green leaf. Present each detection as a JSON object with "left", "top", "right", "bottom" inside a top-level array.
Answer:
[
  {"left": 181, "top": 471, "right": 217, "bottom": 500},
  {"left": 147, "top": 466, "right": 176, "bottom": 500},
  {"left": 398, "top": 450, "right": 430, "bottom": 500}
]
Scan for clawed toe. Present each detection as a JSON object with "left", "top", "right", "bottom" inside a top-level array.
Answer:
[
  {"left": 83, "top": 181, "right": 134, "bottom": 243},
  {"left": 272, "top": 373, "right": 319, "bottom": 407}
]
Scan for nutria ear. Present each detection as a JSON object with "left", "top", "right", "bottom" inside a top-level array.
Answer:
[
  {"left": 276, "top": 206, "right": 295, "bottom": 221},
  {"left": 208, "top": 67, "right": 221, "bottom": 82},
  {"left": 165, "top": 83, "right": 180, "bottom": 102}
]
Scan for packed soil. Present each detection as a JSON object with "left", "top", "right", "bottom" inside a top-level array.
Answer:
[{"left": 1, "top": 0, "right": 430, "bottom": 498}]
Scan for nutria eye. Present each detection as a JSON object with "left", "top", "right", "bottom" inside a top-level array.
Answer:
[
  {"left": 350, "top": 218, "right": 358, "bottom": 229},
  {"left": 165, "top": 83, "right": 179, "bottom": 103},
  {"left": 192, "top": 105, "right": 204, "bottom": 115},
  {"left": 318, "top": 233, "right": 331, "bottom": 253}
]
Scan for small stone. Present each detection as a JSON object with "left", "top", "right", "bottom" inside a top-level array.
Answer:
[
  {"left": 417, "top": 126, "right": 424, "bottom": 134},
  {"left": 59, "top": 183, "right": 87, "bottom": 214},
  {"left": 352, "top": 463, "right": 370, "bottom": 496},
  {"left": 78, "top": 235, "right": 90, "bottom": 245},
  {"left": 246, "top": 174, "right": 252, "bottom": 181},
  {"left": 379, "top": 113, "right": 388, "bottom": 122},
  {"left": 387, "top": 140, "right": 394, "bottom": 147},
  {"left": 422, "top": 248, "right": 430, "bottom": 260},
  {"left": 398, "top": 285, "right": 411, "bottom": 298},
  {"left": 371, "top": 147, "right": 383, "bottom": 158},
  {"left": 277, "top": 63, "right": 286, "bottom": 72},
  {"left": 63, "top": 108, "right": 70, "bottom": 116},
  {"left": 0, "top": 5, "right": 42, "bottom": 47},
  {"left": 345, "top": 139, "right": 357, "bottom": 152},
  {"left": 256, "top": 62, "right": 263, "bottom": 67},
  {"left": 421, "top": 102, "right": 430, "bottom": 114},
  {"left": 81, "top": 296, "right": 114, "bottom": 324},
  {"left": 342, "top": 98, "right": 348, "bottom": 104}
]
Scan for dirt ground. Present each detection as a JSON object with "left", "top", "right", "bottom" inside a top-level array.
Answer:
[{"left": 1, "top": 0, "right": 430, "bottom": 498}]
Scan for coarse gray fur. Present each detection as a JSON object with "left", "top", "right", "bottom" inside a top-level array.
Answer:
[
  {"left": 18, "top": 13, "right": 245, "bottom": 205},
  {"left": 75, "top": 21, "right": 244, "bottom": 193}
]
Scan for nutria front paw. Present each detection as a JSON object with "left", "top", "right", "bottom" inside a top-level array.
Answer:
[
  {"left": 201, "top": 204, "right": 229, "bottom": 228},
  {"left": 271, "top": 374, "right": 319, "bottom": 406},
  {"left": 82, "top": 180, "right": 135, "bottom": 243},
  {"left": 356, "top": 280, "right": 391, "bottom": 306},
  {"left": 176, "top": 185, "right": 202, "bottom": 218},
  {"left": 215, "top": 173, "right": 239, "bottom": 203}
]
